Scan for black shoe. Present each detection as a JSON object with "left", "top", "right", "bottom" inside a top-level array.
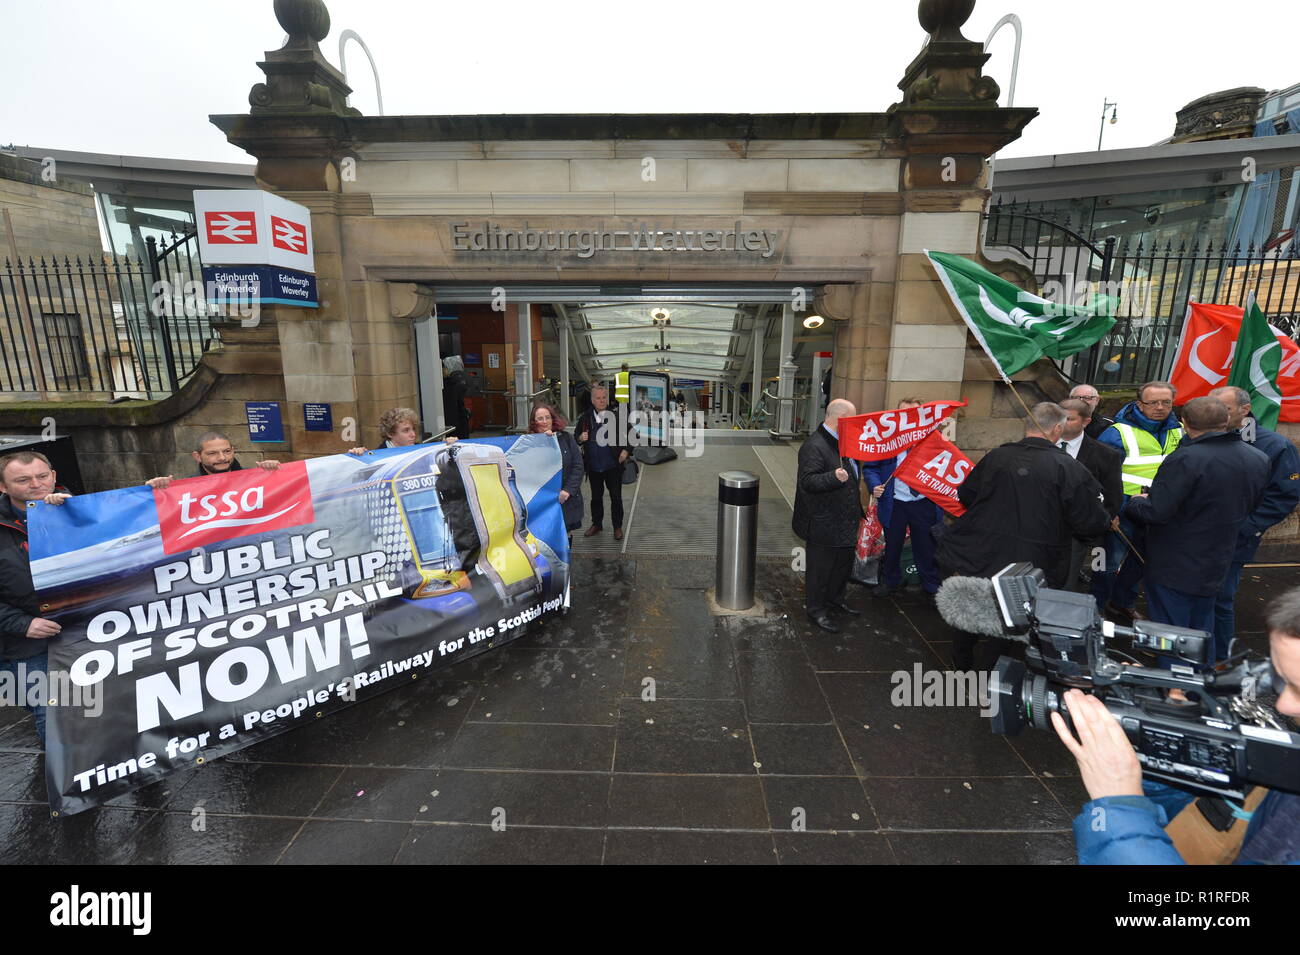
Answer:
[
  {"left": 828, "top": 601, "right": 861, "bottom": 617},
  {"left": 808, "top": 612, "right": 839, "bottom": 633},
  {"left": 872, "top": 584, "right": 898, "bottom": 598}
]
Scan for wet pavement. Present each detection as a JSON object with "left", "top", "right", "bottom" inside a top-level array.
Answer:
[{"left": 0, "top": 560, "right": 1292, "bottom": 865}]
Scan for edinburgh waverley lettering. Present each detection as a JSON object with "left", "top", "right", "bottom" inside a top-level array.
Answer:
[{"left": 450, "top": 221, "right": 781, "bottom": 259}]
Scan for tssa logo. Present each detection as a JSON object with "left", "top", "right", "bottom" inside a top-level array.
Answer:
[{"left": 153, "top": 462, "right": 313, "bottom": 554}]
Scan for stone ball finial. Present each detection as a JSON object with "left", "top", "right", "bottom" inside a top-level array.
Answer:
[
  {"left": 918, "top": 0, "right": 976, "bottom": 41},
  {"left": 274, "top": 0, "right": 330, "bottom": 42}
]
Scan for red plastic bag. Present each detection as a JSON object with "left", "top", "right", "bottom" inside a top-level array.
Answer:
[{"left": 856, "top": 501, "right": 885, "bottom": 560}]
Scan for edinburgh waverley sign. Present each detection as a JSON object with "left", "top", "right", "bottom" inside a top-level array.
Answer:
[{"left": 450, "top": 221, "right": 782, "bottom": 259}]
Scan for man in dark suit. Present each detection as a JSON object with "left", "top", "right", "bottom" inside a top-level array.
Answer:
[
  {"left": 1070, "top": 384, "right": 1115, "bottom": 440},
  {"left": 792, "top": 398, "right": 863, "bottom": 633},
  {"left": 1060, "top": 398, "right": 1123, "bottom": 594},
  {"left": 576, "top": 386, "right": 632, "bottom": 541}
]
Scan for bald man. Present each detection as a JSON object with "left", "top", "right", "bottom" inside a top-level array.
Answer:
[{"left": 792, "top": 398, "right": 865, "bottom": 633}]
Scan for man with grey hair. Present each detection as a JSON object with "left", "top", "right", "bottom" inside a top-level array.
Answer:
[
  {"left": 938, "top": 401, "right": 1110, "bottom": 668},
  {"left": 1207, "top": 385, "right": 1300, "bottom": 660},
  {"left": 792, "top": 398, "right": 864, "bottom": 633},
  {"left": 1069, "top": 383, "right": 1114, "bottom": 440},
  {"left": 1095, "top": 380, "right": 1183, "bottom": 624},
  {"left": 1124, "top": 396, "right": 1268, "bottom": 639}
]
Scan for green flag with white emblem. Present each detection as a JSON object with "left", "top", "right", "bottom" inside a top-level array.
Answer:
[
  {"left": 1227, "top": 292, "right": 1282, "bottom": 429},
  {"left": 924, "top": 249, "right": 1117, "bottom": 380}
]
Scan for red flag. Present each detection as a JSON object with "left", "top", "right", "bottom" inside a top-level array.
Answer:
[
  {"left": 838, "top": 399, "right": 967, "bottom": 462},
  {"left": 1169, "top": 302, "right": 1300, "bottom": 422},
  {"left": 891, "top": 430, "right": 972, "bottom": 516}
]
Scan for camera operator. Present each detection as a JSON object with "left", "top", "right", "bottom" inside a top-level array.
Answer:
[{"left": 1052, "top": 587, "right": 1300, "bottom": 865}]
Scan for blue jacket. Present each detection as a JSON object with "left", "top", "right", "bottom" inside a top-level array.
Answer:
[
  {"left": 1234, "top": 420, "right": 1300, "bottom": 562},
  {"left": 864, "top": 454, "right": 942, "bottom": 530},
  {"left": 1073, "top": 789, "right": 1300, "bottom": 865},
  {"left": 1097, "top": 401, "right": 1181, "bottom": 461}
]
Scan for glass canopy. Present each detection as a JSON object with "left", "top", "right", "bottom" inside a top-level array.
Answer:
[{"left": 573, "top": 302, "right": 743, "bottom": 377}]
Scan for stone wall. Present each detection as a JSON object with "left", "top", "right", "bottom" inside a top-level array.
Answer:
[{"left": 0, "top": 153, "right": 103, "bottom": 262}]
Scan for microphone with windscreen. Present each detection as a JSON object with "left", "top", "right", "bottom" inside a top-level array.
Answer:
[{"left": 935, "top": 574, "right": 1030, "bottom": 642}]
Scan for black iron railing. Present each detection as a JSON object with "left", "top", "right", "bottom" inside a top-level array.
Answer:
[
  {"left": 984, "top": 204, "right": 1300, "bottom": 388},
  {"left": 0, "top": 233, "right": 216, "bottom": 399}
]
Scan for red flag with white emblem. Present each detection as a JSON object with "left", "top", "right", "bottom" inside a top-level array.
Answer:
[{"left": 1169, "top": 302, "right": 1300, "bottom": 422}]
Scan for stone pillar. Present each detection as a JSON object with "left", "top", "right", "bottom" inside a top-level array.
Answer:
[
  {"left": 874, "top": 0, "right": 1036, "bottom": 438},
  {"left": 414, "top": 311, "right": 444, "bottom": 435}
]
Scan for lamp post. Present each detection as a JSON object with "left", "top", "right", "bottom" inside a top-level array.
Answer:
[
  {"left": 1097, "top": 100, "right": 1118, "bottom": 150},
  {"left": 984, "top": 13, "right": 1022, "bottom": 191}
]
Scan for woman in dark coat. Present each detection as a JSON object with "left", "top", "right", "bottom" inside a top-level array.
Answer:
[{"left": 530, "top": 403, "right": 585, "bottom": 544}]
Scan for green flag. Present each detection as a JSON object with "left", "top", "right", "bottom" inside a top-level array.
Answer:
[
  {"left": 1227, "top": 292, "right": 1282, "bottom": 429},
  {"left": 925, "top": 249, "right": 1117, "bottom": 380}
]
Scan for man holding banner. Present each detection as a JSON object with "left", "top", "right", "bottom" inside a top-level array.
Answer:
[
  {"left": 793, "top": 399, "right": 864, "bottom": 633},
  {"left": 864, "top": 398, "right": 944, "bottom": 599}
]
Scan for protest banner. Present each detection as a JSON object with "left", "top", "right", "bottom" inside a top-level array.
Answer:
[
  {"left": 891, "top": 430, "right": 973, "bottom": 516},
  {"left": 27, "top": 435, "right": 571, "bottom": 815},
  {"left": 838, "top": 400, "right": 967, "bottom": 462}
]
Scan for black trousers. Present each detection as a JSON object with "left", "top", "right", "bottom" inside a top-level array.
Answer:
[
  {"left": 588, "top": 467, "right": 624, "bottom": 529},
  {"left": 805, "top": 543, "right": 854, "bottom": 615}
]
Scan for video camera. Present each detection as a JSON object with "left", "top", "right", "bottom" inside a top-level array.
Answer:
[{"left": 988, "top": 563, "right": 1300, "bottom": 801}]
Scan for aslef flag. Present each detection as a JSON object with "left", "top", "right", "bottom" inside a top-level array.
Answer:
[
  {"left": 925, "top": 250, "right": 1117, "bottom": 380},
  {"left": 839, "top": 399, "right": 967, "bottom": 462},
  {"left": 891, "top": 429, "right": 972, "bottom": 517},
  {"left": 1169, "top": 301, "right": 1300, "bottom": 423}
]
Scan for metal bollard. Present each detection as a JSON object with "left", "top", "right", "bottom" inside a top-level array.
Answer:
[{"left": 716, "top": 471, "right": 759, "bottom": 610}]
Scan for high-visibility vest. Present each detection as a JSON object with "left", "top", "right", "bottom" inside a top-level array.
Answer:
[
  {"left": 1114, "top": 421, "right": 1183, "bottom": 495},
  {"left": 615, "top": 371, "right": 630, "bottom": 403}
]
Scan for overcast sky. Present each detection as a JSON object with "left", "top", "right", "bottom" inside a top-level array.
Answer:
[{"left": 2, "top": 0, "right": 1295, "bottom": 166}]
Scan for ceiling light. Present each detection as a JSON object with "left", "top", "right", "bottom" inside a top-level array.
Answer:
[
  {"left": 802, "top": 314, "right": 825, "bottom": 329},
  {"left": 650, "top": 307, "right": 671, "bottom": 321}
]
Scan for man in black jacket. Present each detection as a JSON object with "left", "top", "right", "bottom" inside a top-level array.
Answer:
[
  {"left": 792, "top": 398, "right": 863, "bottom": 633},
  {"left": 1125, "top": 396, "right": 1269, "bottom": 637},
  {"left": 937, "top": 402, "right": 1110, "bottom": 668},
  {"left": 1060, "top": 398, "right": 1123, "bottom": 593},
  {"left": 1208, "top": 386, "right": 1300, "bottom": 661},
  {"left": 0, "top": 451, "right": 72, "bottom": 745},
  {"left": 575, "top": 386, "right": 632, "bottom": 541}
]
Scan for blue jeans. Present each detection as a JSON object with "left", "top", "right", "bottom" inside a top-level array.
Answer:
[
  {"left": 1213, "top": 562, "right": 1245, "bottom": 662},
  {"left": 0, "top": 651, "right": 47, "bottom": 744},
  {"left": 1146, "top": 582, "right": 1216, "bottom": 670}
]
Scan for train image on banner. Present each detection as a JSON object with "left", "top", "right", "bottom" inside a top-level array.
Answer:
[{"left": 345, "top": 442, "right": 551, "bottom": 607}]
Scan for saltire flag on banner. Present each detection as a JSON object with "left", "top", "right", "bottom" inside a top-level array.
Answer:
[
  {"left": 1168, "top": 301, "right": 1300, "bottom": 423},
  {"left": 891, "top": 429, "right": 973, "bottom": 516},
  {"left": 1228, "top": 293, "right": 1284, "bottom": 429},
  {"left": 26, "top": 436, "right": 572, "bottom": 815},
  {"left": 839, "top": 399, "right": 967, "bottom": 462},
  {"left": 924, "top": 249, "right": 1117, "bottom": 380}
]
